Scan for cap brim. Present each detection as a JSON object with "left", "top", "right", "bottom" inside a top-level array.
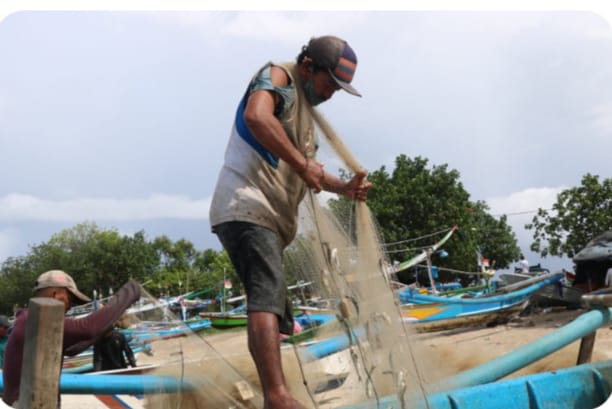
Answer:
[
  {"left": 329, "top": 69, "right": 362, "bottom": 97},
  {"left": 68, "top": 288, "right": 92, "bottom": 304}
]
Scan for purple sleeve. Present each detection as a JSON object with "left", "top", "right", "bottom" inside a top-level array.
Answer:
[{"left": 63, "top": 280, "right": 141, "bottom": 356}]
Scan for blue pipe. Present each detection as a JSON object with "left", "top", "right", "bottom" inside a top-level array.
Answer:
[
  {"left": 442, "top": 307, "right": 611, "bottom": 389},
  {"left": 59, "top": 374, "right": 191, "bottom": 394},
  {"left": 302, "top": 328, "right": 363, "bottom": 360}
]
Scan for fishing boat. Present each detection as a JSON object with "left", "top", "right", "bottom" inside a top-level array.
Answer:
[
  {"left": 4, "top": 293, "right": 611, "bottom": 409},
  {"left": 199, "top": 304, "right": 248, "bottom": 328},
  {"left": 338, "top": 291, "right": 612, "bottom": 409},
  {"left": 499, "top": 268, "right": 584, "bottom": 308},
  {"left": 399, "top": 272, "right": 563, "bottom": 332},
  {"left": 123, "top": 317, "right": 212, "bottom": 342}
]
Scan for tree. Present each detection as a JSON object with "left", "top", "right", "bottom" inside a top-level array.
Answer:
[
  {"left": 29, "top": 222, "right": 160, "bottom": 296},
  {"left": 329, "top": 155, "right": 520, "bottom": 278},
  {"left": 192, "top": 248, "right": 239, "bottom": 301},
  {"left": 0, "top": 222, "right": 235, "bottom": 314},
  {"left": 0, "top": 255, "right": 40, "bottom": 314},
  {"left": 526, "top": 173, "right": 612, "bottom": 258}
]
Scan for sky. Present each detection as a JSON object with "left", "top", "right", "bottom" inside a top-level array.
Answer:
[{"left": 1, "top": 5, "right": 612, "bottom": 274}]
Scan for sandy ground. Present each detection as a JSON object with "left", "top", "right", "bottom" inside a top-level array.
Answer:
[
  {"left": 414, "top": 307, "right": 612, "bottom": 379},
  {"left": 61, "top": 306, "right": 612, "bottom": 409}
]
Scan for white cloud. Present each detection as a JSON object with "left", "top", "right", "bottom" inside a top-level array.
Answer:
[
  {"left": 0, "top": 228, "right": 17, "bottom": 261},
  {"left": 148, "top": 10, "right": 369, "bottom": 46},
  {"left": 223, "top": 11, "right": 368, "bottom": 45},
  {"left": 487, "top": 186, "right": 565, "bottom": 215},
  {"left": 0, "top": 193, "right": 211, "bottom": 222}
]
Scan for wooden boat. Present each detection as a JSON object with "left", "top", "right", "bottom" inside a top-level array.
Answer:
[
  {"left": 122, "top": 317, "right": 211, "bottom": 342},
  {"left": 399, "top": 272, "right": 563, "bottom": 332},
  {"left": 499, "top": 269, "right": 584, "bottom": 307},
  {"left": 3, "top": 293, "right": 612, "bottom": 409},
  {"left": 199, "top": 304, "right": 248, "bottom": 328},
  {"left": 207, "top": 314, "right": 248, "bottom": 328},
  {"left": 340, "top": 294, "right": 612, "bottom": 409},
  {"left": 338, "top": 360, "right": 612, "bottom": 409}
]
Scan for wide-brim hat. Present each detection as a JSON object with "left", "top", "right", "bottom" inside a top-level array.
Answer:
[{"left": 33, "top": 269, "right": 92, "bottom": 304}]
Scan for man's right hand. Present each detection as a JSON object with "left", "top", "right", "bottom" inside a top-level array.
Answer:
[{"left": 298, "top": 159, "right": 325, "bottom": 193}]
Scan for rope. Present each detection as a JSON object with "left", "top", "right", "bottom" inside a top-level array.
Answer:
[{"left": 382, "top": 226, "right": 456, "bottom": 247}]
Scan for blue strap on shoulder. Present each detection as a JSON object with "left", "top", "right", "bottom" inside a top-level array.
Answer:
[{"left": 234, "top": 92, "right": 279, "bottom": 169}]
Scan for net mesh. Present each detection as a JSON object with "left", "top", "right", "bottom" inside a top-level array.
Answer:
[{"left": 126, "top": 109, "right": 458, "bottom": 408}]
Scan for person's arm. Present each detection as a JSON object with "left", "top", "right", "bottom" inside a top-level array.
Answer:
[
  {"left": 243, "top": 66, "right": 326, "bottom": 192},
  {"left": 63, "top": 281, "right": 141, "bottom": 356}
]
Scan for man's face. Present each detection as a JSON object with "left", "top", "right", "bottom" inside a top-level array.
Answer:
[
  {"left": 52, "top": 288, "right": 73, "bottom": 312},
  {"left": 0, "top": 326, "right": 8, "bottom": 337},
  {"left": 310, "top": 70, "right": 341, "bottom": 103}
]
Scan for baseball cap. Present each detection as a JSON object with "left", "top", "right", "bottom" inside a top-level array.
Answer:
[
  {"left": 33, "top": 269, "right": 92, "bottom": 304},
  {"left": 304, "top": 35, "right": 361, "bottom": 97},
  {"left": 0, "top": 315, "right": 10, "bottom": 328}
]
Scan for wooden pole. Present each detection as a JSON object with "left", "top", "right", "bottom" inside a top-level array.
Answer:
[
  {"left": 19, "top": 297, "right": 65, "bottom": 409},
  {"left": 426, "top": 248, "right": 437, "bottom": 294},
  {"left": 576, "top": 332, "right": 596, "bottom": 365}
]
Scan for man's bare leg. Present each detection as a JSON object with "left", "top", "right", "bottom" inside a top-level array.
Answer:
[{"left": 248, "top": 311, "right": 306, "bottom": 409}]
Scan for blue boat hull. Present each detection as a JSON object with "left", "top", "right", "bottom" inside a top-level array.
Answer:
[{"left": 338, "top": 360, "right": 612, "bottom": 409}]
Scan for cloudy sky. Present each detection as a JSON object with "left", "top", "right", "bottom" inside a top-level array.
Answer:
[{"left": 1, "top": 6, "right": 611, "bottom": 273}]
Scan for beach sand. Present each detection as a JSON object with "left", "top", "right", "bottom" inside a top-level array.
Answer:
[{"left": 62, "top": 306, "right": 612, "bottom": 408}]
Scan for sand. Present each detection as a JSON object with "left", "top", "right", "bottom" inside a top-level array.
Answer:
[
  {"left": 133, "top": 306, "right": 611, "bottom": 408},
  {"left": 59, "top": 306, "right": 611, "bottom": 409}
]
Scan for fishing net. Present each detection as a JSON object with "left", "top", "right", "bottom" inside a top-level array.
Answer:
[{"left": 123, "top": 111, "right": 459, "bottom": 409}]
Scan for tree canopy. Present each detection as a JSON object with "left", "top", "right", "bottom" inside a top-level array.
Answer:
[
  {"left": 0, "top": 222, "right": 235, "bottom": 315},
  {"left": 526, "top": 173, "right": 612, "bottom": 258},
  {"left": 329, "top": 155, "right": 520, "bottom": 279}
]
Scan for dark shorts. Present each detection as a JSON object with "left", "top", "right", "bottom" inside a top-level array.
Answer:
[{"left": 213, "top": 221, "right": 294, "bottom": 335}]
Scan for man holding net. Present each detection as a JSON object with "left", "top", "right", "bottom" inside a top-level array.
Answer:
[{"left": 209, "top": 35, "right": 372, "bottom": 409}]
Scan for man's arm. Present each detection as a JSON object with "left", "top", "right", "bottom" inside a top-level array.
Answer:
[
  {"left": 63, "top": 281, "right": 141, "bottom": 356},
  {"left": 243, "top": 66, "right": 326, "bottom": 192}
]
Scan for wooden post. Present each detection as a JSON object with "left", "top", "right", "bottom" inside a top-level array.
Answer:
[
  {"left": 576, "top": 332, "right": 596, "bottom": 365},
  {"left": 19, "top": 298, "right": 65, "bottom": 409}
]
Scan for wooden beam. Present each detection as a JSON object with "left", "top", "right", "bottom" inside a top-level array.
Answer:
[
  {"left": 19, "top": 297, "right": 65, "bottom": 409},
  {"left": 576, "top": 332, "right": 596, "bottom": 365}
]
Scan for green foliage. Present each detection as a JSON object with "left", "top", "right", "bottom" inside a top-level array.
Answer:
[
  {"left": 25, "top": 222, "right": 160, "bottom": 297},
  {"left": 526, "top": 173, "right": 612, "bottom": 258},
  {"left": 330, "top": 155, "right": 520, "bottom": 276},
  {"left": 0, "top": 222, "right": 236, "bottom": 314}
]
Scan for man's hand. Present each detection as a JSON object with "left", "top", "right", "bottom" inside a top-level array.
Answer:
[
  {"left": 298, "top": 159, "right": 325, "bottom": 193},
  {"left": 343, "top": 169, "right": 372, "bottom": 201}
]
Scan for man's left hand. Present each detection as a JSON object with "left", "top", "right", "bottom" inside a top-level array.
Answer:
[{"left": 344, "top": 169, "right": 372, "bottom": 201}]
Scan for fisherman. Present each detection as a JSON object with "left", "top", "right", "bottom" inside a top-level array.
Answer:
[
  {"left": 518, "top": 254, "right": 530, "bottom": 274},
  {"left": 209, "top": 35, "right": 372, "bottom": 409},
  {"left": 2, "top": 270, "right": 141, "bottom": 407}
]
